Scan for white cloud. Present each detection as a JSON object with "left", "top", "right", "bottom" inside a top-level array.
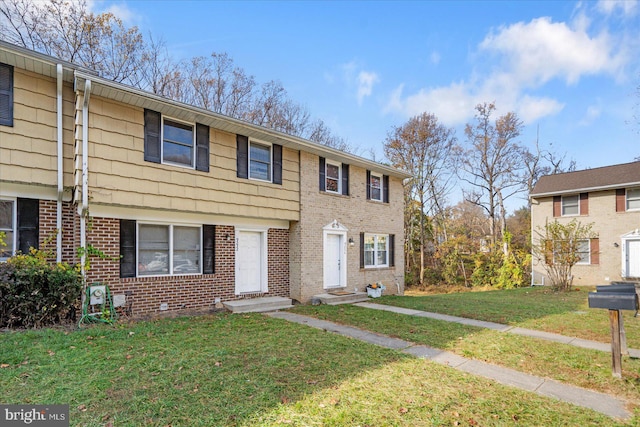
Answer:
[
  {"left": 517, "top": 96, "right": 565, "bottom": 123},
  {"left": 384, "top": 13, "right": 630, "bottom": 126},
  {"left": 479, "top": 17, "right": 627, "bottom": 85},
  {"left": 597, "top": 0, "right": 638, "bottom": 16},
  {"left": 579, "top": 104, "right": 603, "bottom": 126},
  {"left": 356, "top": 71, "right": 380, "bottom": 104},
  {"left": 385, "top": 82, "right": 477, "bottom": 126},
  {"left": 430, "top": 51, "right": 441, "bottom": 65}
]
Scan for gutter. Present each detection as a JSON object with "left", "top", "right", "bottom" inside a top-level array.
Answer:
[
  {"left": 531, "top": 182, "right": 640, "bottom": 199},
  {"left": 72, "top": 71, "right": 412, "bottom": 180},
  {"left": 80, "top": 79, "right": 91, "bottom": 280},
  {"left": 56, "top": 64, "right": 63, "bottom": 263}
]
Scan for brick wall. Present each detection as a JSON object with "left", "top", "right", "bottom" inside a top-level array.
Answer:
[
  {"left": 532, "top": 190, "right": 640, "bottom": 286},
  {"left": 291, "top": 151, "right": 405, "bottom": 302},
  {"left": 79, "top": 218, "right": 289, "bottom": 317}
]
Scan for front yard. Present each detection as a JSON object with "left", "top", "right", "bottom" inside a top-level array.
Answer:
[{"left": 1, "top": 287, "right": 638, "bottom": 426}]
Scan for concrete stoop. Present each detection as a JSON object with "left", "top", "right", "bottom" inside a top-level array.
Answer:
[
  {"left": 312, "top": 291, "right": 369, "bottom": 305},
  {"left": 223, "top": 296, "right": 293, "bottom": 313}
]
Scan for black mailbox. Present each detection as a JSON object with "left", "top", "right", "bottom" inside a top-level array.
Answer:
[{"left": 588, "top": 283, "right": 639, "bottom": 311}]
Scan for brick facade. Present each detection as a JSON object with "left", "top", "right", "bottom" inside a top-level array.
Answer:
[
  {"left": 290, "top": 151, "right": 405, "bottom": 303},
  {"left": 531, "top": 190, "right": 640, "bottom": 286}
]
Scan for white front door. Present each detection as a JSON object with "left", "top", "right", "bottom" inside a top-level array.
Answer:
[
  {"left": 236, "top": 230, "right": 265, "bottom": 294},
  {"left": 627, "top": 239, "right": 640, "bottom": 278},
  {"left": 324, "top": 233, "right": 344, "bottom": 289}
]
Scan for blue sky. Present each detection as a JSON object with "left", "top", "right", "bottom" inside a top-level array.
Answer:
[{"left": 96, "top": 0, "right": 639, "bottom": 179}]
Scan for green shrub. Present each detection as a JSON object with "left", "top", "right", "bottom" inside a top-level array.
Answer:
[{"left": 0, "top": 249, "right": 82, "bottom": 328}]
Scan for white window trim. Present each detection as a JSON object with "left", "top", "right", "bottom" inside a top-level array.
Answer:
[
  {"left": 627, "top": 188, "right": 640, "bottom": 211},
  {"left": 248, "top": 138, "right": 273, "bottom": 183},
  {"left": 552, "top": 238, "right": 590, "bottom": 265},
  {"left": 575, "top": 239, "right": 590, "bottom": 265},
  {"left": 161, "top": 116, "right": 196, "bottom": 169},
  {"left": 364, "top": 233, "right": 389, "bottom": 268},
  {"left": 561, "top": 194, "right": 580, "bottom": 216},
  {"left": 370, "top": 171, "right": 383, "bottom": 202},
  {"left": 325, "top": 160, "right": 342, "bottom": 194},
  {"left": 136, "top": 222, "right": 202, "bottom": 277},
  {"left": 0, "top": 197, "right": 16, "bottom": 261}
]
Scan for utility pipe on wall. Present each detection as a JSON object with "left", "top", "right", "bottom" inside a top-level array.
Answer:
[
  {"left": 80, "top": 79, "right": 91, "bottom": 280},
  {"left": 56, "top": 64, "right": 63, "bottom": 263}
]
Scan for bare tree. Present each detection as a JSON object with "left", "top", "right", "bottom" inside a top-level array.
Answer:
[
  {"left": 1, "top": 0, "right": 357, "bottom": 153},
  {"left": 1, "top": 0, "right": 144, "bottom": 83},
  {"left": 384, "top": 112, "right": 457, "bottom": 286},
  {"left": 457, "top": 102, "right": 524, "bottom": 249}
]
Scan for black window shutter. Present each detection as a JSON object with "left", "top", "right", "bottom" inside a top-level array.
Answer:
[
  {"left": 203, "top": 225, "right": 215, "bottom": 274},
  {"left": 383, "top": 175, "right": 389, "bottom": 203},
  {"left": 17, "top": 198, "right": 38, "bottom": 254},
  {"left": 144, "top": 109, "right": 161, "bottom": 163},
  {"left": 0, "top": 63, "right": 13, "bottom": 127},
  {"left": 360, "top": 232, "right": 365, "bottom": 268},
  {"left": 236, "top": 135, "right": 249, "bottom": 179},
  {"left": 119, "top": 219, "right": 136, "bottom": 278},
  {"left": 195, "top": 123, "right": 210, "bottom": 172},
  {"left": 342, "top": 164, "right": 349, "bottom": 196},
  {"left": 366, "top": 170, "right": 371, "bottom": 200},
  {"left": 273, "top": 143, "right": 283, "bottom": 185},
  {"left": 389, "top": 234, "right": 395, "bottom": 267},
  {"left": 319, "top": 157, "right": 326, "bottom": 191}
]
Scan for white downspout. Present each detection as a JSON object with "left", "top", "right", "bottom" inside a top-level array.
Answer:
[
  {"left": 80, "top": 79, "right": 91, "bottom": 281},
  {"left": 56, "top": 64, "right": 63, "bottom": 263}
]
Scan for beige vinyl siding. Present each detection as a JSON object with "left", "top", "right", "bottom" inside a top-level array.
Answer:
[
  {"left": 0, "top": 68, "right": 75, "bottom": 189},
  {"left": 85, "top": 96, "right": 300, "bottom": 221}
]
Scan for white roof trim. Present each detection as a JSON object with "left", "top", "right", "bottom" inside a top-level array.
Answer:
[{"left": 531, "top": 182, "right": 640, "bottom": 199}]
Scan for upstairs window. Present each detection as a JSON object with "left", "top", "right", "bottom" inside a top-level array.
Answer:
[
  {"left": 319, "top": 157, "right": 349, "bottom": 195},
  {"left": 0, "top": 63, "right": 13, "bottom": 127},
  {"left": 250, "top": 141, "right": 272, "bottom": 181},
  {"left": 370, "top": 173, "right": 382, "bottom": 201},
  {"left": 554, "top": 193, "right": 588, "bottom": 217},
  {"left": 628, "top": 188, "right": 640, "bottom": 211},
  {"left": 366, "top": 171, "right": 388, "bottom": 203},
  {"left": 326, "top": 161, "right": 341, "bottom": 193},
  {"left": 236, "top": 135, "right": 282, "bottom": 184},
  {"left": 163, "top": 119, "right": 194, "bottom": 167},
  {"left": 144, "top": 109, "right": 209, "bottom": 171},
  {"left": 561, "top": 195, "right": 579, "bottom": 216}
]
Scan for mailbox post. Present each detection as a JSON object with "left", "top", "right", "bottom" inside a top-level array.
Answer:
[{"left": 588, "top": 283, "right": 639, "bottom": 378}]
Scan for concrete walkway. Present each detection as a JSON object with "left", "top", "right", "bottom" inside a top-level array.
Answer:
[
  {"left": 354, "top": 302, "right": 640, "bottom": 358},
  {"left": 266, "top": 311, "right": 632, "bottom": 420}
]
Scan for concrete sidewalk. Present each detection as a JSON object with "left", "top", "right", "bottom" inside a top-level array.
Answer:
[
  {"left": 266, "top": 311, "right": 631, "bottom": 420},
  {"left": 354, "top": 302, "right": 640, "bottom": 358}
]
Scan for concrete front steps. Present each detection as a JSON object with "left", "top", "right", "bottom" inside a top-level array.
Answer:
[
  {"left": 223, "top": 296, "right": 293, "bottom": 313},
  {"left": 312, "top": 291, "right": 369, "bottom": 305}
]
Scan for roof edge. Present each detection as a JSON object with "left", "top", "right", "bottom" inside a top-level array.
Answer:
[{"left": 530, "top": 181, "right": 640, "bottom": 198}]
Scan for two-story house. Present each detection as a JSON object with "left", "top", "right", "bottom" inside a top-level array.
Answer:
[
  {"left": 530, "top": 161, "right": 640, "bottom": 286},
  {"left": 0, "top": 41, "right": 410, "bottom": 317}
]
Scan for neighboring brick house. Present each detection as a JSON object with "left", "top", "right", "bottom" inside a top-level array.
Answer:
[
  {"left": 0, "top": 41, "right": 410, "bottom": 316},
  {"left": 530, "top": 161, "right": 640, "bottom": 286}
]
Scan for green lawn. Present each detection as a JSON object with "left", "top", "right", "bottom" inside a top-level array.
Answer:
[
  {"left": 292, "top": 304, "right": 640, "bottom": 403},
  {"left": 381, "top": 287, "right": 640, "bottom": 348},
  {"left": 0, "top": 311, "right": 632, "bottom": 426}
]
